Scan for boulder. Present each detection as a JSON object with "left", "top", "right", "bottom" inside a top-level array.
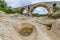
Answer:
[{"left": 52, "top": 19, "right": 60, "bottom": 38}]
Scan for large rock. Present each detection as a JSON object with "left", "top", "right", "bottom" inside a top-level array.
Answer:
[
  {"left": 0, "top": 11, "right": 58, "bottom": 40},
  {"left": 52, "top": 19, "right": 60, "bottom": 38},
  {"left": 0, "top": 18, "right": 52, "bottom": 40},
  {"left": 0, "top": 11, "right": 7, "bottom": 17},
  {"left": 0, "top": 21, "right": 23, "bottom": 40}
]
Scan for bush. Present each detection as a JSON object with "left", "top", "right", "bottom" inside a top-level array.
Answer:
[
  {"left": 0, "top": 0, "right": 14, "bottom": 14},
  {"left": 53, "top": 6, "right": 60, "bottom": 12},
  {"left": 32, "top": 13, "right": 52, "bottom": 17},
  {"left": 15, "top": 9, "right": 24, "bottom": 14},
  {"left": 0, "top": 0, "right": 24, "bottom": 14}
]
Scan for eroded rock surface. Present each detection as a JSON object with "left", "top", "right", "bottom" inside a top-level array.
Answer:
[
  {"left": 0, "top": 11, "right": 60, "bottom": 40},
  {"left": 52, "top": 19, "right": 60, "bottom": 38}
]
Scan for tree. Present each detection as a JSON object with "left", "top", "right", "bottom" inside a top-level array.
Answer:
[
  {"left": 0, "top": 0, "right": 15, "bottom": 14},
  {"left": 0, "top": 0, "right": 7, "bottom": 8},
  {"left": 0, "top": 0, "right": 24, "bottom": 14}
]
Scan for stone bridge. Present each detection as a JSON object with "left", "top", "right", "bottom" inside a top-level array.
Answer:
[{"left": 13, "top": 1, "right": 60, "bottom": 15}]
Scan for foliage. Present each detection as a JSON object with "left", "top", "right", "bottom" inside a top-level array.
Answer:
[
  {"left": 0, "top": 0, "right": 24, "bottom": 14},
  {"left": 0, "top": 0, "right": 7, "bottom": 8},
  {"left": 0, "top": 0, "right": 14, "bottom": 14},
  {"left": 53, "top": 6, "right": 60, "bottom": 12},
  {"left": 0, "top": 7, "right": 15, "bottom": 14},
  {"left": 32, "top": 13, "right": 52, "bottom": 17},
  {"left": 15, "top": 9, "right": 24, "bottom": 14},
  {"left": 32, "top": 13, "right": 40, "bottom": 17}
]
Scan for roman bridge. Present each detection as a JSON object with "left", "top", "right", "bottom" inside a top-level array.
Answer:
[{"left": 13, "top": 1, "right": 60, "bottom": 15}]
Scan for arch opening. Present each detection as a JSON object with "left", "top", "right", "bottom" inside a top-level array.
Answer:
[
  {"left": 32, "top": 7, "right": 48, "bottom": 15},
  {"left": 29, "top": 3, "right": 51, "bottom": 16}
]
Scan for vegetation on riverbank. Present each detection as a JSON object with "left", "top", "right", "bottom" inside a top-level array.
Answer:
[{"left": 0, "top": 0, "right": 24, "bottom": 14}]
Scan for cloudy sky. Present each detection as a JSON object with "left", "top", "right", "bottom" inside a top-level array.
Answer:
[
  {"left": 5, "top": 0, "right": 60, "bottom": 14},
  {"left": 5, "top": 0, "right": 60, "bottom": 8}
]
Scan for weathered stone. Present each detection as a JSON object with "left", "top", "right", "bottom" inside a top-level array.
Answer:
[
  {"left": 0, "top": 11, "right": 60, "bottom": 40},
  {"left": 52, "top": 19, "right": 60, "bottom": 38},
  {"left": 0, "top": 11, "right": 7, "bottom": 17}
]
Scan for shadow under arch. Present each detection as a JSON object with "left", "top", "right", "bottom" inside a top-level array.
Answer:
[{"left": 29, "top": 3, "right": 51, "bottom": 16}]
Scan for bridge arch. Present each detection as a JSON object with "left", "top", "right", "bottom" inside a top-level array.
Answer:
[{"left": 29, "top": 3, "right": 51, "bottom": 15}]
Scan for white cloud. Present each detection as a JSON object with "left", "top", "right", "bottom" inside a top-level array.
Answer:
[
  {"left": 5, "top": 0, "right": 32, "bottom": 8},
  {"left": 5, "top": 0, "right": 21, "bottom": 8},
  {"left": 33, "top": 7, "right": 48, "bottom": 14},
  {"left": 20, "top": 0, "right": 31, "bottom": 5}
]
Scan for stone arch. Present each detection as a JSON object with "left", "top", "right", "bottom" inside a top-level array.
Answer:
[{"left": 29, "top": 3, "right": 51, "bottom": 15}]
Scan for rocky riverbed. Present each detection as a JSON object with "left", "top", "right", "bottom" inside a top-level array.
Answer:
[{"left": 0, "top": 11, "right": 60, "bottom": 40}]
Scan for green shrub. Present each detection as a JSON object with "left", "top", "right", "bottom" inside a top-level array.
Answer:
[
  {"left": 0, "top": 0, "right": 14, "bottom": 14},
  {"left": 15, "top": 9, "right": 24, "bottom": 14},
  {"left": 32, "top": 13, "right": 52, "bottom": 17},
  {"left": 0, "top": 0, "right": 24, "bottom": 14},
  {"left": 53, "top": 6, "right": 60, "bottom": 12},
  {"left": 32, "top": 13, "right": 40, "bottom": 17}
]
